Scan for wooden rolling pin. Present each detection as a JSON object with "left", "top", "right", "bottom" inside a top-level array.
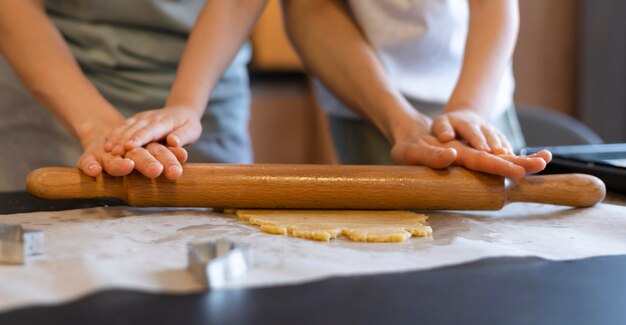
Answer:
[{"left": 26, "top": 164, "right": 605, "bottom": 210}]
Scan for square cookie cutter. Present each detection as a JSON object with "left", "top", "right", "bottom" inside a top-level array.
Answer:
[
  {"left": 187, "top": 239, "right": 252, "bottom": 288},
  {"left": 0, "top": 224, "right": 45, "bottom": 264}
]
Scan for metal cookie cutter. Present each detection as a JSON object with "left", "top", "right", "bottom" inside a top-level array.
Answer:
[
  {"left": 187, "top": 239, "right": 252, "bottom": 288},
  {"left": 0, "top": 224, "right": 45, "bottom": 264}
]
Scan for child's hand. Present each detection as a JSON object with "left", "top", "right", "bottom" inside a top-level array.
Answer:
[
  {"left": 104, "top": 105, "right": 202, "bottom": 155},
  {"left": 391, "top": 124, "right": 551, "bottom": 180},
  {"left": 77, "top": 121, "right": 188, "bottom": 179},
  {"left": 431, "top": 110, "right": 513, "bottom": 155}
]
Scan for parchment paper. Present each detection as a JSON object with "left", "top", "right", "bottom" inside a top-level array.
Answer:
[{"left": 1, "top": 202, "right": 626, "bottom": 312}]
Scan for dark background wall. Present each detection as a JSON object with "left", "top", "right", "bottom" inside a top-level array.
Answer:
[{"left": 578, "top": 0, "right": 626, "bottom": 143}]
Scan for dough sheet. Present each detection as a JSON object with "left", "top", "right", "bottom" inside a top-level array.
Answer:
[{"left": 236, "top": 209, "right": 432, "bottom": 242}]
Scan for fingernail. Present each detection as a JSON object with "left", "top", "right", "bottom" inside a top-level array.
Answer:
[
  {"left": 168, "top": 165, "right": 181, "bottom": 174},
  {"left": 88, "top": 163, "right": 99, "bottom": 171},
  {"left": 171, "top": 135, "right": 181, "bottom": 145}
]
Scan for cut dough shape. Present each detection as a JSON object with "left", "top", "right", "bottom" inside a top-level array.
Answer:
[{"left": 236, "top": 210, "right": 432, "bottom": 242}]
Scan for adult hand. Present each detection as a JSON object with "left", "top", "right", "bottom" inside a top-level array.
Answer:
[
  {"left": 123, "top": 143, "right": 188, "bottom": 180},
  {"left": 431, "top": 109, "right": 513, "bottom": 154},
  {"left": 446, "top": 139, "right": 550, "bottom": 180},
  {"left": 391, "top": 124, "right": 551, "bottom": 180},
  {"left": 77, "top": 124, "right": 134, "bottom": 177},
  {"left": 104, "top": 105, "right": 202, "bottom": 155}
]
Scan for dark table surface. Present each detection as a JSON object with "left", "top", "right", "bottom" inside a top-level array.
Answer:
[{"left": 1, "top": 191, "right": 625, "bottom": 325}]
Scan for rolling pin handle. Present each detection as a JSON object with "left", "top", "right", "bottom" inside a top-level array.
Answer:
[
  {"left": 26, "top": 167, "right": 126, "bottom": 201},
  {"left": 505, "top": 174, "right": 606, "bottom": 208}
]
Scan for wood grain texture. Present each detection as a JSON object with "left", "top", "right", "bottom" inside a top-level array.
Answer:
[
  {"left": 506, "top": 173, "right": 606, "bottom": 207},
  {"left": 26, "top": 164, "right": 605, "bottom": 210}
]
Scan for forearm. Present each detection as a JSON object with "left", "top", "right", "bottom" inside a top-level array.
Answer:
[
  {"left": 166, "top": 0, "right": 269, "bottom": 115},
  {"left": 446, "top": 0, "right": 519, "bottom": 116},
  {"left": 0, "top": 0, "right": 122, "bottom": 142},
  {"left": 282, "top": 0, "right": 428, "bottom": 143}
]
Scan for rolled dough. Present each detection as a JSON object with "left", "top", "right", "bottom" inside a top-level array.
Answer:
[{"left": 235, "top": 210, "right": 432, "bottom": 242}]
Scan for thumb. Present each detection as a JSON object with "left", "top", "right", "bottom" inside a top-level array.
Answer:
[{"left": 77, "top": 152, "right": 102, "bottom": 177}]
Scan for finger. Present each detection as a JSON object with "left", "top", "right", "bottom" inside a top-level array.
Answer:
[
  {"left": 168, "top": 146, "right": 189, "bottom": 164},
  {"left": 482, "top": 126, "right": 505, "bottom": 154},
  {"left": 167, "top": 120, "right": 201, "bottom": 147},
  {"left": 146, "top": 143, "right": 183, "bottom": 180},
  {"left": 431, "top": 115, "right": 455, "bottom": 142},
  {"left": 493, "top": 150, "right": 553, "bottom": 175},
  {"left": 402, "top": 142, "right": 457, "bottom": 169},
  {"left": 495, "top": 130, "right": 514, "bottom": 155},
  {"left": 530, "top": 149, "right": 552, "bottom": 164},
  {"left": 105, "top": 118, "right": 139, "bottom": 153},
  {"left": 104, "top": 120, "right": 131, "bottom": 152},
  {"left": 111, "top": 118, "right": 152, "bottom": 155},
  {"left": 456, "top": 123, "right": 490, "bottom": 152},
  {"left": 77, "top": 152, "right": 102, "bottom": 177},
  {"left": 117, "top": 119, "right": 150, "bottom": 150},
  {"left": 101, "top": 152, "right": 135, "bottom": 177},
  {"left": 453, "top": 145, "right": 525, "bottom": 179},
  {"left": 104, "top": 139, "right": 114, "bottom": 152},
  {"left": 498, "top": 154, "right": 547, "bottom": 174},
  {"left": 124, "top": 120, "right": 174, "bottom": 151},
  {"left": 104, "top": 133, "right": 123, "bottom": 152},
  {"left": 124, "top": 147, "right": 164, "bottom": 179}
]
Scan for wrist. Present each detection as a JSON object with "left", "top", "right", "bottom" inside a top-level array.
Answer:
[
  {"left": 31, "top": 79, "right": 124, "bottom": 143},
  {"left": 75, "top": 109, "right": 125, "bottom": 147},
  {"left": 444, "top": 100, "right": 475, "bottom": 113},
  {"left": 444, "top": 98, "right": 491, "bottom": 118},
  {"left": 389, "top": 112, "right": 431, "bottom": 146},
  {"left": 359, "top": 90, "right": 429, "bottom": 143},
  {"left": 442, "top": 105, "right": 491, "bottom": 124},
  {"left": 165, "top": 97, "right": 206, "bottom": 120}
]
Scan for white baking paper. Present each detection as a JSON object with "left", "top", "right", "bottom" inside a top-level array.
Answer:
[{"left": 1, "top": 202, "right": 626, "bottom": 312}]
